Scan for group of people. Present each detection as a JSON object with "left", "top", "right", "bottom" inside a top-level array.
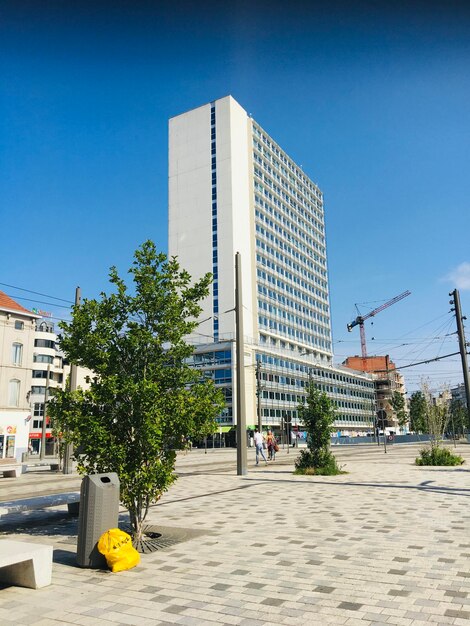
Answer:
[{"left": 253, "top": 428, "right": 279, "bottom": 465}]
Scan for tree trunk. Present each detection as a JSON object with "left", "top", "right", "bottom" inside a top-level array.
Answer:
[{"left": 129, "top": 498, "right": 150, "bottom": 549}]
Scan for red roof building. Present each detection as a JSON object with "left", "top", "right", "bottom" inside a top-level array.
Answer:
[{"left": 0, "top": 290, "right": 36, "bottom": 316}]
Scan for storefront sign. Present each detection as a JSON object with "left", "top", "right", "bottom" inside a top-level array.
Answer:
[
  {"left": 0, "top": 426, "right": 17, "bottom": 435},
  {"left": 29, "top": 432, "right": 54, "bottom": 439},
  {"left": 32, "top": 308, "right": 53, "bottom": 318}
]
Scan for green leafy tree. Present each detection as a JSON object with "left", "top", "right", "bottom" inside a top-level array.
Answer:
[
  {"left": 390, "top": 391, "right": 408, "bottom": 431},
  {"left": 421, "top": 382, "right": 449, "bottom": 448},
  {"left": 450, "top": 399, "right": 468, "bottom": 438},
  {"left": 294, "top": 382, "right": 341, "bottom": 475},
  {"left": 409, "top": 391, "right": 427, "bottom": 433},
  {"left": 415, "top": 382, "right": 462, "bottom": 466},
  {"left": 49, "top": 241, "right": 224, "bottom": 546}
]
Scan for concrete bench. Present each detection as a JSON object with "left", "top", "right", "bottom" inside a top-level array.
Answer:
[
  {"left": 0, "top": 492, "right": 80, "bottom": 519},
  {"left": 0, "top": 540, "right": 52, "bottom": 588},
  {"left": 0, "top": 459, "right": 23, "bottom": 478}
]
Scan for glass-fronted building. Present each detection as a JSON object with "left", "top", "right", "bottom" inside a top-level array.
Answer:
[{"left": 169, "top": 96, "right": 375, "bottom": 434}]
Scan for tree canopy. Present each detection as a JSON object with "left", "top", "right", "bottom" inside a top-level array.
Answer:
[
  {"left": 49, "top": 241, "right": 224, "bottom": 545},
  {"left": 390, "top": 391, "right": 408, "bottom": 430},
  {"left": 409, "top": 391, "right": 427, "bottom": 433}
]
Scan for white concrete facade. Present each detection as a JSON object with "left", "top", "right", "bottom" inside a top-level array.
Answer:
[
  {"left": 169, "top": 96, "right": 374, "bottom": 433},
  {"left": 169, "top": 97, "right": 256, "bottom": 343}
]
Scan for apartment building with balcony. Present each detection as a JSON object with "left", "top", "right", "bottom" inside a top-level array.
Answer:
[
  {"left": 0, "top": 291, "right": 40, "bottom": 460},
  {"left": 28, "top": 319, "right": 67, "bottom": 455}
]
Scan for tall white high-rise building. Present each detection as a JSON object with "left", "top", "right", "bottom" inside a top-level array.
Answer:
[{"left": 169, "top": 96, "right": 375, "bottom": 435}]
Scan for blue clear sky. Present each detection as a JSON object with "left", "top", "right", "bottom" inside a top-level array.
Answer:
[{"left": 1, "top": 0, "right": 470, "bottom": 392}]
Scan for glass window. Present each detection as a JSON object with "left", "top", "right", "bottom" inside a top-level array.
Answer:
[
  {"left": 31, "top": 386, "right": 46, "bottom": 395},
  {"left": 15, "top": 320, "right": 24, "bottom": 330},
  {"left": 5, "top": 436, "right": 15, "bottom": 459},
  {"left": 33, "top": 354, "right": 54, "bottom": 364},
  {"left": 34, "top": 403, "right": 45, "bottom": 417},
  {"left": 8, "top": 380, "right": 20, "bottom": 406},
  {"left": 34, "top": 339, "right": 55, "bottom": 349},
  {"left": 32, "top": 370, "right": 48, "bottom": 379},
  {"left": 12, "top": 343, "right": 23, "bottom": 365}
]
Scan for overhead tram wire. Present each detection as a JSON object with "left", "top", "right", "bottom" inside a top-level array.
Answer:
[
  {"left": 341, "top": 311, "right": 454, "bottom": 356},
  {"left": 2, "top": 293, "right": 73, "bottom": 310},
  {"left": 333, "top": 311, "right": 454, "bottom": 352},
  {"left": 372, "top": 351, "right": 462, "bottom": 373},
  {"left": 0, "top": 282, "right": 74, "bottom": 304},
  {"left": 389, "top": 315, "right": 455, "bottom": 365},
  {"left": 368, "top": 315, "right": 454, "bottom": 358}
]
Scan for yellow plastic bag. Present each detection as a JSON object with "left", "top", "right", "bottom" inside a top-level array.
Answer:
[{"left": 97, "top": 528, "right": 140, "bottom": 572}]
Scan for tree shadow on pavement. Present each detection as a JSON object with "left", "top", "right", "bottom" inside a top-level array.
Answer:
[{"left": 242, "top": 475, "right": 470, "bottom": 497}]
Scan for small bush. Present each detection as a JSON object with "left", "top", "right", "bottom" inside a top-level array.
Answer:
[
  {"left": 415, "top": 446, "right": 464, "bottom": 466},
  {"left": 294, "top": 450, "right": 345, "bottom": 476}
]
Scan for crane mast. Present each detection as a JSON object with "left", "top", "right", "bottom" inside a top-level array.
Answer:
[{"left": 347, "top": 290, "right": 411, "bottom": 358}]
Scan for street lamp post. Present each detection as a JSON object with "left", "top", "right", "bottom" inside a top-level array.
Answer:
[{"left": 40, "top": 364, "right": 51, "bottom": 461}]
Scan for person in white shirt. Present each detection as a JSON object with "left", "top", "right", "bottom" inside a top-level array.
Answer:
[{"left": 253, "top": 428, "right": 267, "bottom": 466}]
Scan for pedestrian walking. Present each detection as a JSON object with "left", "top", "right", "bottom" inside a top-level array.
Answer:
[
  {"left": 266, "top": 429, "right": 277, "bottom": 461},
  {"left": 253, "top": 428, "right": 267, "bottom": 465}
]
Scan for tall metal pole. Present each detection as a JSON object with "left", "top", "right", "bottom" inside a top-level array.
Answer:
[
  {"left": 235, "top": 253, "right": 247, "bottom": 475},
  {"left": 40, "top": 364, "right": 51, "bottom": 460},
  {"left": 286, "top": 413, "right": 290, "bottom": 454},
  {"left": 450, "top": 289, "right": 470, "bottom": 425},
  {"left": 256, "top": 360, "right": 262, "bottom": 433},
  {"left": 383, "top": 355, "right": 389, "bottom": 454},
  {"left": 63, "top": 286, "right": 81, "bottom": 474}
]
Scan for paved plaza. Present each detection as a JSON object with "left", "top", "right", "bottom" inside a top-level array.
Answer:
[{"left": 1, "top": 442, "right": 470, "bottom": 625}]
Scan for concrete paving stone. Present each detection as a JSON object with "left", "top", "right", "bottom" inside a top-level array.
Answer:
[
  {"left": 362, "top": 613, "right": 387, "bottom": 622},
  {"left": 4, "top": 446, "right": 470, "bottom": 625},
  {"left": 426, "top": 616, "right": 455, "bottom": 624},
  {"left": 445, "top": 590, "right": 468, "bottom": 598},
  {"left": 182, "top": 608, "right": 235, "bottom": 623},
  {"left": 337, "top": 601, "right": 364, "bottom": 611},
  {"left": 413, "top": 598, "right": 441, "bottom": 607},
  {"left": 344, "top": 618, "right": 368, "bottom": 626},
  {"left": 210, "top": 613, "right": 243, "bottom": 626},
  {"left": 445, "top": 608, "right": 470, "bottom": 619},
  {"left": 26, "top": 621, "right": 76, "bottom": 626},
  {"left": 174, "top": 616, "right": 215, "bottom": 626},
  {"left": 103, "top": 611, "right": 154, "bottom": 625},
  {"left": 74, "top": 616, "right": 116, "bottom": 626},
  {"left": 384, "top": 617, "right": 413, "bottom": 626}
]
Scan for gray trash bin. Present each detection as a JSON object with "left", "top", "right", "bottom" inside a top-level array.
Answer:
[{"left": 76, "top": 472, "right": 120, "bottom": 568}]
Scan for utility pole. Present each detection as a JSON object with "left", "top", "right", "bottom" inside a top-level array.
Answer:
[
  {"left": 235, "top": 253, "right": 247, "bottom": 475},
  {"left": 40, "top": 364, "right": 51, "bottom": 460},
  {"left": 256, "top": 360, "right": 262, "bottom": 433},
  {"left": 63, "top": 286, "right": 81, "bottom": 474},
  {"left": 383, "top": 355, "right": 389, "bottom": 454},
  {"left": 450, "top": 289, "right": 470, "bottom": 425}
]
